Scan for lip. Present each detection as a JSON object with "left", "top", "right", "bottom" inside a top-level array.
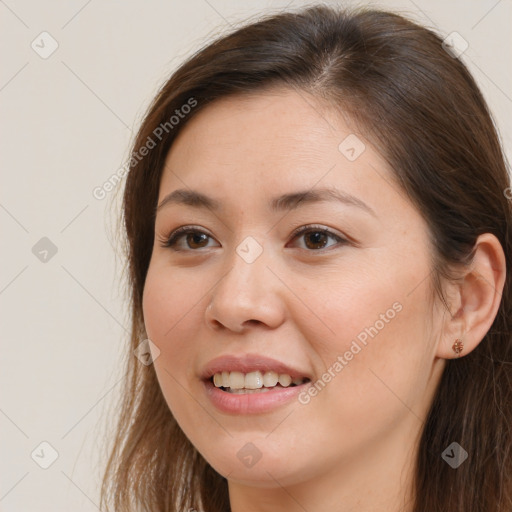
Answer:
[
  {"left": 200, "top": 353, "right": 313, "bottom": 414},
  {"left": 200, "top": 353, "right": 312, "bottom": 381},
  {"left": 203, "top": 378, "right": 311, "bottom": 414}
]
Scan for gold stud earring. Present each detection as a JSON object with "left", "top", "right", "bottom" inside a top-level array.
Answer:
[{"left": 452, "top": 338, "right": 464, "bottom": 357}]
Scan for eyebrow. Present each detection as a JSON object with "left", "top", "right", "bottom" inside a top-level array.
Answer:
[{"left": 156, "top": 187, "right": 376, "bottom": 217}]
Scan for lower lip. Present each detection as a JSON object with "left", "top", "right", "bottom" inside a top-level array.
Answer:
[{"left": 203, "top": 379, "right": 310, "bottom": 414}]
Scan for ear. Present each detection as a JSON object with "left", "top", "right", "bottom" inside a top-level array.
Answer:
[{"left": 436, "top": 233, "right": 507, "bottom": 359}]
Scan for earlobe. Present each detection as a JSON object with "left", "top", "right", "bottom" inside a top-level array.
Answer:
[{"left": 436, "top": 233, "right": 506, "bottom": 360}]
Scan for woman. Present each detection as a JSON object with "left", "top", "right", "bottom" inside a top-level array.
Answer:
[{"left": 101, "top": 5, "right": 512, "bottom": 511}]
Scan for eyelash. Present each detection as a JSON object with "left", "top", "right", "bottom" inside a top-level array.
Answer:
[{"left": 159, "top": 224, "right": 348, "bottom": 252}]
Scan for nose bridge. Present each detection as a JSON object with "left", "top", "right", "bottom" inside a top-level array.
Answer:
[
  {"left": 206, "top": 234, "right": 285, "bottom": 331},
  {"left": 221, "top": 234, "right": 270, "bottom": 298}
]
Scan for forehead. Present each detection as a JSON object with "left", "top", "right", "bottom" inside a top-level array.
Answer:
[{"left": 161, "top": 89, "right": 371, "bottom": 188}]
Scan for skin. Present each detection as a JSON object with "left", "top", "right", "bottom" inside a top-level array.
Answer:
[{"left": 142, "top": 87, "right": 506, "bottom": 512}]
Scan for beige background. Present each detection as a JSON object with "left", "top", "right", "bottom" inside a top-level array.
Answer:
[{"left": 1, "top": 0, "right": 510, "bottom": 510}]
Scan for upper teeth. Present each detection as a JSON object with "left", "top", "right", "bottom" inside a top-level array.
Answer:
[{"left": 212, "top": 370, "right": 306, "bottom": 389}]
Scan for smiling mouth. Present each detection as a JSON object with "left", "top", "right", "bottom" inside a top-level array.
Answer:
[{"left": 210, "top": 370, "right": 310, "bottom": 394}]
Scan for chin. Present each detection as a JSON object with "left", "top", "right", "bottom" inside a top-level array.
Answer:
[{"left": 202, "top": 448, "right": 310, "bottom": 488}]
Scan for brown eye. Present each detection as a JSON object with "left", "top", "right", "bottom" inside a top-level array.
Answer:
[
  {"left": 289, "top": 225, "right": 348, "bottom": 251},
  {"left": 185, "top": 232, "right": 209, "bottom": 249},
  {"left": 160, "top": 227, "right": 219, "bottom": 251},
  {"left": 303, "top": 230, "right": 329, "bottom": 250}
]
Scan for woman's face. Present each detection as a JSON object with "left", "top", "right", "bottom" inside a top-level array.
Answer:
[{"left": 142, "top": 88, "right": 446, "bottom": 492}]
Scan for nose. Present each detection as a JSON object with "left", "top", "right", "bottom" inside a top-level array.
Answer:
[{"left": 204, "top": 239, "right": 286, "bottom": 333}]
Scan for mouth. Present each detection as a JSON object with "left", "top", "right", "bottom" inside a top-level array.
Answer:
[{"left": 200, "top": 353, "right": 313, "bottom": 413}]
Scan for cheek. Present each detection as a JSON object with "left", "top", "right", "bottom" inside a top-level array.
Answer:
[
  {"left": 142, "top": 264, "right": 208, "bottom": 427},
  {"left": 306, "top": 253, "right": 433, "bottom": 389},
  {"left": 300, "top": 262, "right": 408, "bottom": 358},
  {"left": 143, "top": 262, "right": 200, "bottom": 339},
  {"left": 142, "top": 264, "right": 205, "bottom": 377},
  {"left": 311, "top": 268, "right": 434, "bottom": 435}
]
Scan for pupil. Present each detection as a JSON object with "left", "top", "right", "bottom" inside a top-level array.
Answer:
[
  {"left": 306, "top": 231, "right": 327, "bottom": 249},
  {"left": 188, "top": 233, "right": 208, "bottom": 248}
]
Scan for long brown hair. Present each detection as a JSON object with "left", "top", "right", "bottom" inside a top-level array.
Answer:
[{"left": 100, "top": 5, "right": 512, "bottom": 511}]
